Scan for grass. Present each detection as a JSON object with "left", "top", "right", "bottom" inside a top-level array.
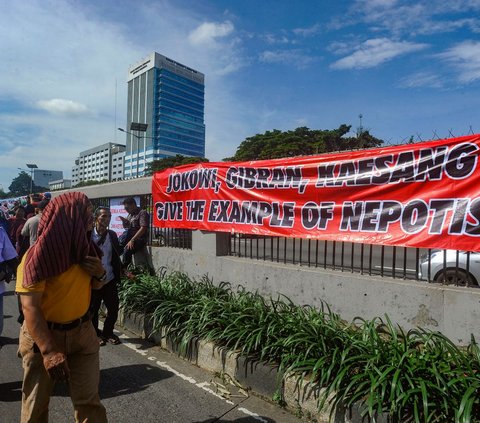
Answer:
[{"left": 118, "top": 267, "right": 480, "bottom": 422}]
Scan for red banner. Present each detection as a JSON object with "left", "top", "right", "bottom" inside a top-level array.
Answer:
[{"left": 152, "top": 134, "right": 480, "bottom": 252}]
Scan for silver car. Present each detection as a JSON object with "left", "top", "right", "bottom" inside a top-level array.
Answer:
[{"left": 419, "top": 250, "right": 480, "bottom": 287}]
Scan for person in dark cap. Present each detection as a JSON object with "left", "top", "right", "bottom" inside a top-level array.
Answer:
[{"left": 24, "top": 196, "right": 35, "bottom": 218}]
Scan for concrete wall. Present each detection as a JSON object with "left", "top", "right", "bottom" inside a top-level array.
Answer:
[
  {"left": 51, "top": 177, "right": 152, "bottom": 199},
  {"left": 151, "top": 231, "right": 480, "bottom": 346}
]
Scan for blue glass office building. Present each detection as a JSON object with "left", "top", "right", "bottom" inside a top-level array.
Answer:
[{"left": 124, "top": 52, "right": 205, "bottom": 178}]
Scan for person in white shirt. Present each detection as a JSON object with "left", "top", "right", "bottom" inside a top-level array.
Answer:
[
  {"left": 21, "top": 199, "right": 50, "bottom": 246},
  {"left": 91, "top": 207, "right": 123, "bottom": 345}
]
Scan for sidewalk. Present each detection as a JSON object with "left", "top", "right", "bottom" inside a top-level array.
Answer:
[
  {"left": 0, "top": 284, "right": 307, "bottom": 422},
  {"left": 117, "top": 305, "right": 390, "bottom": 423}
]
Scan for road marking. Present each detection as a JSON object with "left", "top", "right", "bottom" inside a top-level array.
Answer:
[
  {"left": 238, "top": 407, "right": 270, "bottom": 422},
  {"left": 373, "top": 265, "right": 416, "bottom": 272},
  {"left": 156, "top": 360, "right": 197, "bottom": 384},
  {"left": 117, "top": 334, "right": 271, "bottom": 421}
]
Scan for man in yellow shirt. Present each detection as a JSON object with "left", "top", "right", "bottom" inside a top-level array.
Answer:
[{"left": 16, "top": 192, "right": 108, "bottom": 423}]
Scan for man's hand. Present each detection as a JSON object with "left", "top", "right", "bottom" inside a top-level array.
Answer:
[
  {"left": 80, "top": 256, "right": 105, "bottom": 279},
  {"left": 43, "top": 351, "right": 70, "bottom": 381},
  {"left": 125, "top": 227, "right": 147, "bottom": 251}
]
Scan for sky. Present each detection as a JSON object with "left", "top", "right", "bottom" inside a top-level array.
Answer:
[{"left": 1, "top": 0, "right": 480, "bottom": 192}]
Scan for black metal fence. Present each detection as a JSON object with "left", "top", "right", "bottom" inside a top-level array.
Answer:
[{"left": 228, "top": 234, "right": 479, "bottom": 288}]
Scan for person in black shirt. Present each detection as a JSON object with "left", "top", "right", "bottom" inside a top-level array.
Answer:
[{"left": 119, "top": 197, "right": 151, "bottom": 270}]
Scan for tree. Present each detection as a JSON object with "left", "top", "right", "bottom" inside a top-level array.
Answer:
[
  {"left": 8, "top": 172, "right": 33, "bottom": 196},
  {"left": 8, "top": 172, "right": 50, "bottom": 196},
  {"left": 145, "top": 155, "right": 209, "bottom": 175},
  {"left": 224, "top": 125, "right": 384, "bottom": 162}
]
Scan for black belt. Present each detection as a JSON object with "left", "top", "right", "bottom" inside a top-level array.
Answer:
[{"left": 47, "top": 310, "right": 92, "bottom": 331}]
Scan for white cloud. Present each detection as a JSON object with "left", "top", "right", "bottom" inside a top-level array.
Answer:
[
  {"left": 0, "top": 1, "right": 252, "bottom": 189},
  {"left": 399, "top": 72, "right": 444, "bottom": 88},
  {"left": 36, "top": 99, "right": 90, "bottom": 116},
  {"left": 347, "top": 1, "right": 425, "bottom": 35},
  {"left": 188, "top": 21, "right": 234, "bottom": 46},
  {"left": 352, "top": 0, "right": 400, "bottom": 16},
  {"left": 292, "top": 23, "right": 321, "bottom": 37},
  {"left": 433, "top": 1, "right": 480, "bottom": 13},
  {"left": 327, "top": 40, "right": 360, "bottom": 56},
  {"left": 331, "top": 38, "right": 428, "bottom": 70},
  {"left": 0, "top": 1, "right": 136, "bottom": 117},
  {"left": 186, "top": 20, "right": 245, "bottom": 75},
  {"left": 437, "top": 40, "right": 480, "bottom": 82},
  {"left": 365, "top": 0, "right": 399, "bottom": 7},
  {"left": 263, "top": 33, "right": 292, "bottom": 45},
  {"left": 261, "top": 24, "right": 319, "bottom": 47},
  {"left": 259, "top": 50, "right": 314, "bottom": 68},
  {"left": 348, "top": 0, "right": 480, "bottom": 36}
]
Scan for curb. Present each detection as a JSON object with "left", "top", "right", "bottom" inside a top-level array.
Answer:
[{"left": 118, "top": 310, "right": 387, "bottom": 423}]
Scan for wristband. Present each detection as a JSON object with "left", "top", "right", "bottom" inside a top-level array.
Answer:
[{"left": 96, "top": 271, "right": 107, "bottom": 282}]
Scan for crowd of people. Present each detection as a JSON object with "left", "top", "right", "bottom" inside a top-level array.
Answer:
[
  {"left": 0, "top": 194, "right": 52, "bottom": 261},
  {"left": 0, "top": 193, "right": 151, "bottom": 422}
]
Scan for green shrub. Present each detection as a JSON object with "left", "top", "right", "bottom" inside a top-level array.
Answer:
[{"left": 118, "top": 268, "right": 480, "bottom": 422}]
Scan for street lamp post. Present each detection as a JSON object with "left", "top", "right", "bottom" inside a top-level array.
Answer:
[
  {"left": 26, "top": 164, "right": 38, "bottom": 194},
  {"left": 118, "top": 128, "right": 142, "bottom": 178},
  {"left": 118, "top": 123, "right": 150, "bottom": 178}
]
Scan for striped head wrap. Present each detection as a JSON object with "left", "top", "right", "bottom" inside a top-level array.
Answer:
[{"left": 22, "top": 192, "right": 101, "bottom": 288}]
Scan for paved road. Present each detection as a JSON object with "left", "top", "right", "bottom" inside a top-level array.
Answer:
[{"left": 0, "top": 285, "right": 304, "bottom": 423}]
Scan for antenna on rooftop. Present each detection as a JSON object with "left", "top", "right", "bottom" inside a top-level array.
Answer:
[
  {"left": 357, "top": 113, "right": 364, "bottom": 138},
  {"left": 114, "top": 79, "right": 117, "bottom": 142}
]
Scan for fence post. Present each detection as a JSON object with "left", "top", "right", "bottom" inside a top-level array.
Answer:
[{"left": 191, "top": 231, "right": 230, "bottom": 256}]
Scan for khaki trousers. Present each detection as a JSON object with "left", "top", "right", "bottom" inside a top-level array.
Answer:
[{"left": 18, "top": 320, "right": 107, "bottom": 423}]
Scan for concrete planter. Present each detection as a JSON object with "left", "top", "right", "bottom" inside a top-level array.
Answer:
[{"left": 118, "top": 308, "right": 389, "bottom": 422}]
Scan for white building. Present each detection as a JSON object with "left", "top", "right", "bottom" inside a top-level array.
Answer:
[
  {"left": 49, "top": 179, "right": 72, "bottom": 191},
  {"left": 71, "top": 143, "right": 126, "bottom": 186}
]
